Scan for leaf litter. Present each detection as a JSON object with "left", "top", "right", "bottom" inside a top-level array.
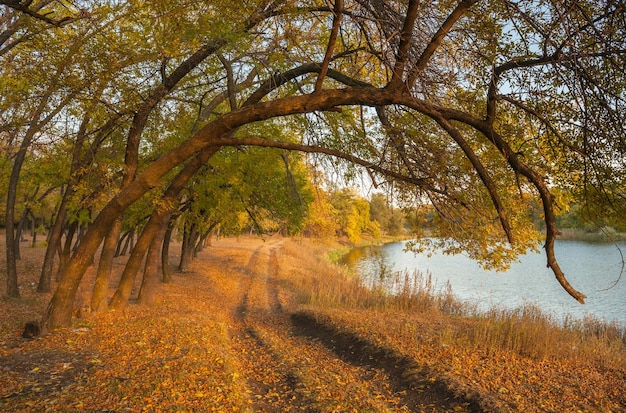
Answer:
[{"left": 1, "top": 236, "right": 624, "bottom": 412}]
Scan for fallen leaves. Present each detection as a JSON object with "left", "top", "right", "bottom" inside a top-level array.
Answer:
[{"left": 1, "top": 236, "right": 624, "bottom": 412}]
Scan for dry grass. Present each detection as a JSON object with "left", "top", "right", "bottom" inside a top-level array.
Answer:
[
  {"left": 280, "top": 239, "right": 626, "bottom": 365},
  {"left": 2, "top": 235, "right": 625, "bottom": 412},
  {"left": 277, "top": 238, "right": 626, "bottom": 412}
]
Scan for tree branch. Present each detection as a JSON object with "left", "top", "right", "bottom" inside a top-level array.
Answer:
[
  {"left": 314, "top": 0, "right": 344, "bottom": 93},
  {"left": 0, "top": 0, "right": 78, "bottom": 26},
  {"left": 388, "top": 0, "right": 420, "bottom": 89},
  {"left": 407, "top": 0, "right": 477, "bottom": 88}
]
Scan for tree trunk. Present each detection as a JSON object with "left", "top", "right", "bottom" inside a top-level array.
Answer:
[
  {"left": 109, "top": 212, "right": 170, "bottom": 312},
  {"left": 161, "top": 225, "right": 173, "bottom": 283},
  {"left": 194, "top": 224, "right": 216, "bottom": 257},
  {"left": 137, "top": 221, "right": 169, "bottom": 306},
  {"left": 31, "top": 214, "right": 38, "bottom": 248},
  {"left": 178, "top": 223, "right": 197, "bottom": 272},
  {"left": 115, "top": 230, "right": 134, "bottom": 257},
  {"left": 40, "top": 112, "right": 95, "bottom": 292},
  {"left": 5, "top": 225, "right": 19, "bottom": 297},
  {"left": 43, "top": 88, "right": 383, "bottom": 329},
  {"left": 56, "top": 221, "right": 77, "bottom": 282},
  {"left": 44, "top": 205, "right": 120, "bottom": 329},
  {"left": 38, "top": 193, "right": 69, "bottom": 292},
  {"left": 90, "top": 218, "right": 122, "bottom": 313},
  {"left": 6, "top": 151, "right": 26, "bottom": 296}
]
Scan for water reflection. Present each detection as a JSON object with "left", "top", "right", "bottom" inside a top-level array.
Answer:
[{"left": 342, "top": 240, "right": 626, "bottom": 325}]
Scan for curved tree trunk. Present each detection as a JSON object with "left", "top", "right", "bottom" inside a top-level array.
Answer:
[
  {"left": 115, "top": 230, "right": 134, "bottom": 256},
  {"left": 56, "top": 221, "right": 77, "bottom": 282},
  {"left": 109, "top": 210, "right": 173, "bottom": 311},
  {"left": 5, "top": 140, "right": 29, "bottom": 297},
  {"left": 194, "top": 224, "right": 216, "bottom": 257},
  {"left": 38, "top": 192, "right": 69, "bottom": 292},
  {"left": 178, "top": 222, "right": 197, "bottom": 272},
  {"left": 40, "top": 112, "right": 99, "bottom": 293}
]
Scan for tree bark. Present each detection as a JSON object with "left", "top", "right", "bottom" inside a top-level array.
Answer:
[
  {"left": 161, "top": 225, "right": 173, "bottom": 283},
  {"left": 40, "top": 112, "right": 103, "bottom": 292},
  {"left": 90, "top": 219, "right": 122, "bottom": 313},
  {"left": 42, "top": 89, "right": 396, "bottom": 328},
  {"left": 137, "top": 220, "right": 169, "bottom": 306},
  {"left": 38, "top": 191, "right": 68, "bottom": 292},
  {"left": 178, "top": 222, "right": 197, "bottom": 272},
  {"left": 56, "top": 221, "right": 77, "bottom": 282},
  {"left": 108, "top": 225, "right": 153, "bottom": 312}
]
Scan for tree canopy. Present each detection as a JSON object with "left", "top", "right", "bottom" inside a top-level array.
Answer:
[{"left": 1, "top": 0, "right": 624, "bottom": 328}]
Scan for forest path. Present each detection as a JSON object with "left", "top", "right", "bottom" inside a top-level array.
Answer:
[
  {"left": 213, "top": 237, "right": 478, "bottom": 413},
  {"left": 0, "top": 236, "right": 481, "bottom": 412}
]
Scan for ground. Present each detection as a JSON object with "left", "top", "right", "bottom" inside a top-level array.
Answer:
[{"left": 0, "top": 235, "right": 624, "bottom": 412}]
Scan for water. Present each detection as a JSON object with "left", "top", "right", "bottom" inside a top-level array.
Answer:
[{"left": 341, "top": 240, "right": 626, "bottom": 325}]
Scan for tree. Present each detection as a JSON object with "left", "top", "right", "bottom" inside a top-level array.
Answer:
[
  {"left": 328, "top": 188, "right": 380, "bottom": 243},
  {"left": 370, "top": 192, "right": 405, "bottom": 236},
  {"left": 2, "top": 0, "right": 618, "bottom": 328}
]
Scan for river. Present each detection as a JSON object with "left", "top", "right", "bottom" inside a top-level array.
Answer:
[{"left": 341, "top": 240, "right": 626, "bottom": 325}]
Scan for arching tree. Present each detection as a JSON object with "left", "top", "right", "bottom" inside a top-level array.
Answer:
[{"left": 2, "top": 0, "right": 622, "bottom": 328}]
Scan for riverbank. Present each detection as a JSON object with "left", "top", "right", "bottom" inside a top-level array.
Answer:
[
  {"left": 1, "top": 236, "right": 625, "bottom": 412},
  {"left": 557, "top": 228, "right": 626, "bottom": 242}
]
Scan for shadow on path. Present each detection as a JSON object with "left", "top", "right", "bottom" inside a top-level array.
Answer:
[{"left": 291, "top": 311, "right": 486, "bottom": 413}]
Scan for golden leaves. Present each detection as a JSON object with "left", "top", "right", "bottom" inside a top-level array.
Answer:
[{"left": 2, "top": 236, "right": 624, "bottom": 412}]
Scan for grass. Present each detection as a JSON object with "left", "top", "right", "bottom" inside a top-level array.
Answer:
[
  {"left": 278, "top": 238, "right": 626, "bottom": 411},
  {"left": 3, "top": 235, "right": 624, "bottom": 411},
  {"left": 280, "top": 239, "right": 626, "bottom": 365}
]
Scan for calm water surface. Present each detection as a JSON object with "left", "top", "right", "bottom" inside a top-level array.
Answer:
[{"left": 342, "top": 240, "right": 626, "bottom": 325}]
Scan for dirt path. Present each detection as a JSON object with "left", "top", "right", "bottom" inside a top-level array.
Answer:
[
  {"left": 1, "top": 236, "right": 483, "bottom": 412},
  {"left": 216, "top": 239, "right": 480, "bottom": 412}
]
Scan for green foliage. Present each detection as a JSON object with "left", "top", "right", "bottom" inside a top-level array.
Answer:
[
  {"left": 177, "top": 144, "right": 314, "bottom": 238},
  {"left": 4, "top": 0, "right": 626, "bottom": 310},
  {"left": 369, "top": 193, "right": 406, "bottom": 236},
  {"left": 326, "top": 188, "right": 380, "bottom": 243}
]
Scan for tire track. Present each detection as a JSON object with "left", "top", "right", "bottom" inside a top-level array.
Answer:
[
  {"left": 267, "top": 248, "right": 283, "bottom": 314},
  {"left": 230, "top": 243, "right": 319, "bottom": 412},
  {"left": 230, "top": 240, "right": 482, "bottom": 412},
  {"left": 291, "top": 311, "right": 484, "bottom": 413}
]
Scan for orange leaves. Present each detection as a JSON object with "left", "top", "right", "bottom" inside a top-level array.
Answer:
[{"left": 2, "top": 236, "right": 625, "bottom": 412}]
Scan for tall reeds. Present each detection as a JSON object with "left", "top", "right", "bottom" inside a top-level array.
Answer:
[{"left": 280, "top": 239, "right": 626, "bottom": 365}]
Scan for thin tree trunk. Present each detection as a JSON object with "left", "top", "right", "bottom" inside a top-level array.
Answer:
[
  {"left": 40, "top": 112, "right": 96, "bottom": 292},
  {"left": 137, "top": 221, "right": 168, "bottom": 306},
  {"left": 109, "top": 212, "right": 170, "bottom": 312},
  {"left": 178, "top": 223, "right": 197, "bottom": 272},
  {"left": 194, "top": 224, "right": 216, "bottom": 257},
  {"left": 56, "top": 222, "right": 77, "bottom": 282},
  {"left": 14, "top": 209, "right": 29, "bottom": 260},
  {"left": 31, "top": 214, "right": 38, "bottom": 248},
  {"left": 90, "top": 218, "right": 122, "bottom": 313},
  {"left": 161, "top": 225, "right": 173, "bottom": 283},
  {"left": 38, "top": 192, "right": 69, "bottom": 292},
  {"left": 115, "top": 230, "right": 134, "bottom": 256}
]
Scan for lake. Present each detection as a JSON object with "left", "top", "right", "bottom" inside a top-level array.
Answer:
[{"left": 341, "top": 240, "right": 626, "bottom": 325}]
